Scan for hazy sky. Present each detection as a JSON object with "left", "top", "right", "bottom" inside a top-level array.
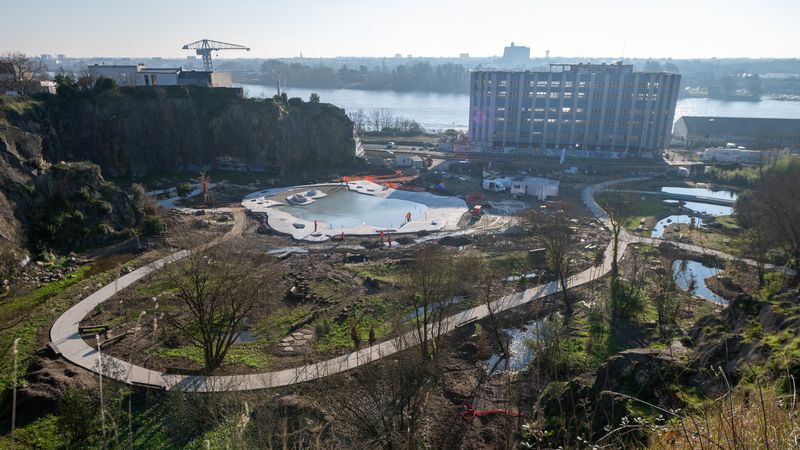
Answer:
[{"left": 2, "top": 0, "right": 798, "bottom": 59}]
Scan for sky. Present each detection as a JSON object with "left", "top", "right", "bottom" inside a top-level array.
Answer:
[{"left": 1, "top": 0, "right": 798, "bottom": 59}]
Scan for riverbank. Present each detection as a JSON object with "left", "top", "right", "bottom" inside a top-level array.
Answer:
[{"left": 236, "top": 83, "right": 800, "bottom": 133}]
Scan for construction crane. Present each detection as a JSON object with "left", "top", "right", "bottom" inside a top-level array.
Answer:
[{"left": 182, "top": 39, "right": 250, "bottom": 71}]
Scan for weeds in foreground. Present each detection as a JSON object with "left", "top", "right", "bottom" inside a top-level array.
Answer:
[{"left": 606, "top": 370, "right": 799, "bottom": 449}]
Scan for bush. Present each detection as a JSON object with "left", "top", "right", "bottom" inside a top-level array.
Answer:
[
  {"left": 54, "top": 74, "right": 80, "bottom": 99},
  {"left": 56, "top": 389, "right": 99, "bottom": 445},
  {"left": 93, "top": 76, "right": 117, "bottom": 94},
  {"left": 142, "top": 216, "right": 166, "bottom": 236},
  {"left": 611, "top": 278, "right": 646, "bottom": 321},
  {"left": 176, "top": 182, "right": 194, "bottom": 198},
  {"left": 706, "top": 164, "right": 760, "bottom": 187},
  {"left": 0, "top": 240, "right": 25, "bottom": 281}
]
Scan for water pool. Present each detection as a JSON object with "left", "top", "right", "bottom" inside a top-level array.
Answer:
[
  {"left": 680, "top": 201, "right": 733, "bottom": 216},
  {"left": 661, "top": 187, "right": 738, "bottom": 201},
  {"left": 275, "top": 189, "right": 429, "bottom": 230},
  {"left": 652, "top": 215, "right": 703, "bottom": 238},
  {"left": 672, "top": 259, "right": 728, "bottom": 305}
]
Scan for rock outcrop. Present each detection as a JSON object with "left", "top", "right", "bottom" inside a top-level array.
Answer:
[
  {"left": 0, "top": 123, "right": 141, "bottom": 251},
  {"left": 6, "top": 87, "right": 356, "bottom": 177},
  {"left": 535, "top": 348, "right": 687, "bottom": 446}
]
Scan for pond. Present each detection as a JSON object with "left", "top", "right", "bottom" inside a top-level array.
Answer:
[
  {"left": 652, "top": 215, "right": 703, "bottom": 238},
  {"left": 486, "top": 319, "right": 544, "bottom": 373},
  {"left": 275, "top": 189, "right": 429, "bottom": 230},
  {"left": 672, "top": 259, "right": 728, "bottom": 305},
  {"left": 661, "top": 187, "right": 738, "bottom": 202},
  {"left": 678, "top": 201, "right": 733, "bottom": 217}
]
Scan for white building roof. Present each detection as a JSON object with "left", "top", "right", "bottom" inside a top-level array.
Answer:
[{"left": 516, "top": 176, "right": 559, "bottom": 187}]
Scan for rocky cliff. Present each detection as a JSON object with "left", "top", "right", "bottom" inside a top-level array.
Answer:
[
  {"left": 4, "top": 87, "right": 356, "bottom": 177},
  {"left": 0, "top": 123, "right": 141, "bottom": 252}
]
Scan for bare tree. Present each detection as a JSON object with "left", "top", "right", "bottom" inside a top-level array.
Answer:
[
  {"left": 737, "top": 156, "right": 800, "bottom": 280},
  {"left": 404, "top": 246, "right": 465, "bottom": 359},
  {"left": 650, "top": 258, "right": 681, "bottom": 337},
  {"left": 0, "top": 52, "right": 47, "bottom": 94},
  {"left": 347, "top": 109, "right": 367, "bottom": 133},
  {"left": 368, "top": 109, "right": 382, "bottom": 132},
  {"left": 597, "top": 191, "right": 634, "bottom": 280},
  {"left": 367, "top": 109, "right": 394, "bottom": 132},
  {"left": 472, "top": 257, "right": 512, "bottom": 363},
  {"left": 610, "top": 245, "right": 648, "bottom": 322},
  {"left": 737, "top": 222, "right": 772, "bottom": 288},
  {"left": 523, "top": 209, "right": 576, "bottom": 314},
  {"left": 164, "top": 245, "right": 277, "bottom": 373},
  {"left": 264, "top": 59, "right": 286, "bottom": 96},
  {"left": 318, "top": 349, "right": 435, "bottom": 449}
]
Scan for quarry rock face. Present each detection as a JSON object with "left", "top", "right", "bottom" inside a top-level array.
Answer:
[
  {"left": 1, "top": 87, "right": 355, "bottom": 250},
  {"left": 9, "top": 87, "right": 356, "bottom": 177},
  {"left": 0, "top": 123, "right": 140, "bottom": 250}
]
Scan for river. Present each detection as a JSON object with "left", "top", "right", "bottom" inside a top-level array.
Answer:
[{"left": 236, "top": 83, "right": 800, "bottom": 132}]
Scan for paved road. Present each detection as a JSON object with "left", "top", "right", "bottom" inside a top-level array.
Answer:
[{"left": 50, "top": 179, "right": 788, "bottom": 392}]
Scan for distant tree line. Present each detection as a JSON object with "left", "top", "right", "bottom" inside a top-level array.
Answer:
[
  {"left": 256, "top": 57, "right": 799, "bottom": 99},
  {"left": 705, "top": 164, "right": 762, "bottom": 187},
  {"left": 347, "top": 108, "right": 424, "bottom": 135},
  {"left": 259, "top": 60, "right": 470, "bottom": 94}
]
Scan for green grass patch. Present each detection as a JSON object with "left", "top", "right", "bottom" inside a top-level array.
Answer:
[
  {"left": 0, "top": 415, "right": 61, "bottom": 449},
  {"left": 253, "top": 305, "right": 313, "bottom": 346},
  {"left": 158, "top": 342, "right": 272, "bottom": 369},
  {"left": 0, "top": 96, "right": 42, "bottom": 122},
  {"left": 308, "top": 280, "right": 347, "bottom": 301},
  {"left": 136, "top": 276, "right": 179, "bottom": 297},
  {"left": 1, "top": 265, "right": 92, "bottom": 315},
  {"left": 0, "top": 254, "right": 156, "bottom": 391},
  {"left": 714, "top": 215, "right": 739, "bottom": 231},
  {"left": 673, "top": 384, "right": 707, "bottom": 411},
  {"left": 486, "top": 251, "right": 544, "bottom": 276},
  {"left": 314, "top": 296, "right": 391, "bottom": 351},
  {"left": 347, "top": 262, "right": 404, "bottom": 284},
  {"left": 0, "top": 265, "right": 92, "bottom": 389},
  {"left": 595, "top": 192, "right": 667, "bottom": 230}
]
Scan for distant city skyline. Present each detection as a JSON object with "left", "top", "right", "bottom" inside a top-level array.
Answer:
[{"left": 2, "top": 0, "right": 799, "bottom": 60}]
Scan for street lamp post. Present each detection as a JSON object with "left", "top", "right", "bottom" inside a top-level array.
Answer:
[
  {"left": 11, "top": 338, "right": 20, "bottom": 450},
  {"left": 96, "top": 334, "right": 106, "bottom": 440},
  {"left": 128, "top": 311, "right": 147, "bottom": 448}
]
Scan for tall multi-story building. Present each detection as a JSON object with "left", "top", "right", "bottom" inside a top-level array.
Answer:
[{"left": 469, "top": 63, "right": 680, "bottom": 157}]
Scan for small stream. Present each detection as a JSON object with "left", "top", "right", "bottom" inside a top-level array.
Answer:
[{"left": 486, "top": 319, "right": 545, "bottom": 373}]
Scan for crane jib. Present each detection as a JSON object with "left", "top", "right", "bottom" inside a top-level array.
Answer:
[{"left": 182, "top": 38, "right": 250, "bottom": 71}]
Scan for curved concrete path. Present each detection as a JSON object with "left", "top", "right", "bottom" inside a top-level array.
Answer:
[{"left": 50, "top": 179, "right": 789, "bottom": 392}]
